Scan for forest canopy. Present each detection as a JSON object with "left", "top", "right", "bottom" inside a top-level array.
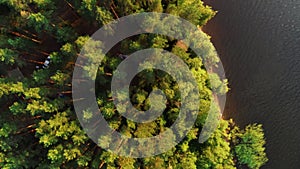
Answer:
[{"left": 0, "top": 0, "right": 267, "bottom": 168}]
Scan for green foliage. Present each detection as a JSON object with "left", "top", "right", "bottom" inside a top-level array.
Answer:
[
  {"left": 56, "top": 26, "right": 77, "bottom": 43},
  {"left": 179, "top": 0, "right": 216, "bottom": 26},
  {"left": 32, "top": 69, "right": 50, "bottom": 85},
  {"left": 9, "top": 101, "right": 26, "bottom": 115},
  {"left": 7, "top": 37, "right": 30, "bottom": 50},
  {"left": 0, "top": 0, "right": 28, "bottom": 11},
  {"left": 35, "top": 111, "right": 89, "bottom": 165},
  {"left": 32, "top": 0, "right": 54, "bottom": 9},
  {"left": 27, "top": 12, "right": 52, "bottom": 32},
  {"left": 116, "top": 157, "right": 136, "bottom": 169},
  {"left": 209, "top": 73, "right": 229, "bottom": 94},
  {"left": 80, "top": 0, "right": 113, "bottom": 25},
  {"left": 0, "top": 48, "right": 17, "bottom": 65},
  {"left": 233, "top": 124, "right": 268, "bottom": 169},
  {"left": 0, "top": 123, "right": 16, "bottom": 138},
  {"left": 198, "top": 120, "right": 236, "bottom": 169},
  {"left": 0, "top": 0, "right": 267, "bottom": 168},
  {"left": 177, "top": 152, "right": 198, "bottom": 169},
  {"left": 0, "top": 80, "right": 24, "bottom": 97},
  {"left": 50, "top": 70, "right": 70, "bottom": 86},
  {"left": 165, "top": 0, "right": 216, "bottom": 26}
]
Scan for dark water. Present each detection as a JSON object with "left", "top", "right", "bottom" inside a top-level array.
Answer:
[{"left": 202, "top": 0, "right": 300, "bottom": 168}]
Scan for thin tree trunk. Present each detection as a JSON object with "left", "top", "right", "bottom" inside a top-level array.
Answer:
[
  {"left": 36, "top": 50, "right": 50, "bottom": 56},
  {"left": 64, "top": 0, "right": 74, "bottom": 9},
  {"left": 63, "top": 0, "right": 80, "bottom": 19},
  {"left": 10, "top": 31, "right": 41, "bottom": 43},
  {"left": 110, "top": 5, "right": 119, "bottom": 19},
  {"left": 99, "top": 161, "right": 105, "bottom": 169},
  {"left": 24, "top": 59, "right": 44, "bottom": 65},
  {"left": 21, "top": 29, "right": 39, "bottom": 38},
  {"left": 61, "top": 91, "right": 72, "bottom": 94}
]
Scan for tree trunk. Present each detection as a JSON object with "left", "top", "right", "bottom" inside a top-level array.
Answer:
[{"left": 9, "top": 31, "right": 41, "bottom": 43}]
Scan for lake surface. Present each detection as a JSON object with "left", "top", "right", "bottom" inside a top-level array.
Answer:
[{"left": 202, "top": 0, "right": 300, "bottom": 168}]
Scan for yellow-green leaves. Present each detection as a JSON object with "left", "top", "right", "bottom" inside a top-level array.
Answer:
[
  {"left": 0, "top": 48, "right": 17, "bottom": 65},
  {"left": 234, "top": 124, "right": 268, "bottom": 169},
  {"left": 27, "top": 12, "right": 51, "bottom": 32}
]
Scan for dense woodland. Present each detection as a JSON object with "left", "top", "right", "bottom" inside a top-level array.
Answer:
[{"left": 0, "top": 0, "right": 267, "bottom": 168}]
